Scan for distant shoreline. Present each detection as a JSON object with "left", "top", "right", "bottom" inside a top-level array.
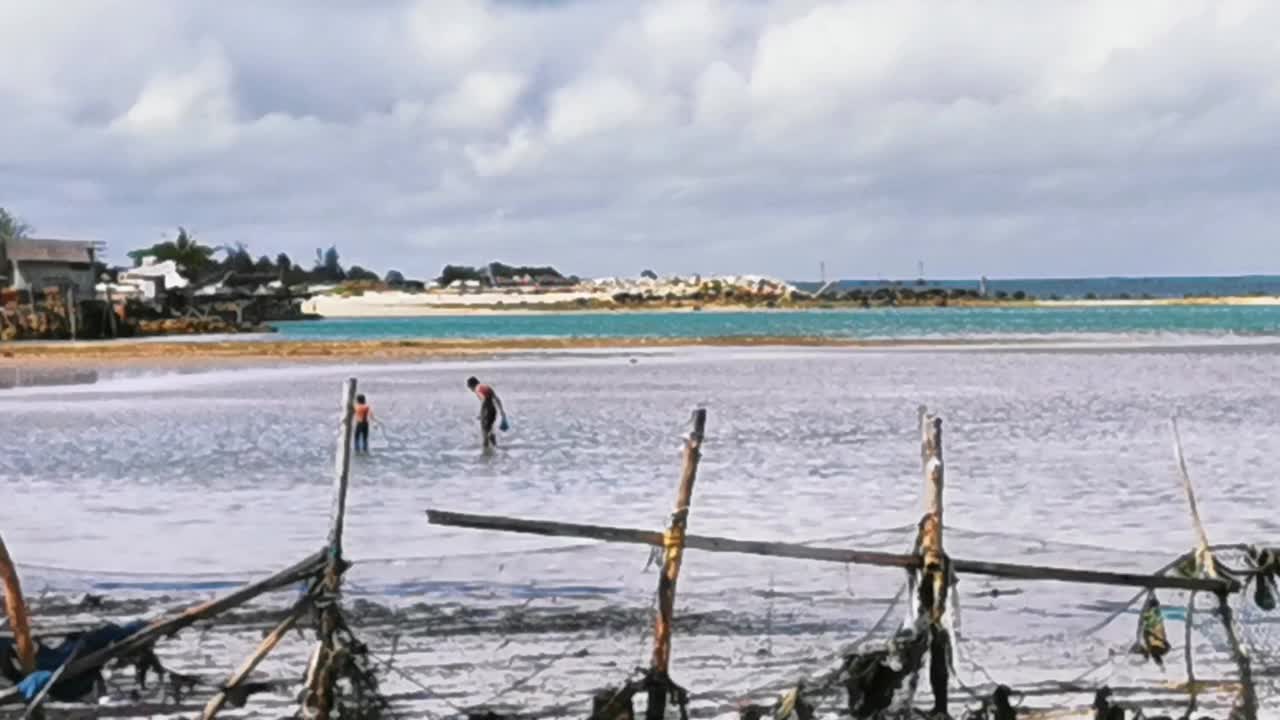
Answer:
[{"left": 301, "top": 291, "right": 1280, "bottom": 318}]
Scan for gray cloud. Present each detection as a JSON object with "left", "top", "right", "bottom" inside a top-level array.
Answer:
[{"left": 2, "top": 0, "right": 1278, "bottom": 280}]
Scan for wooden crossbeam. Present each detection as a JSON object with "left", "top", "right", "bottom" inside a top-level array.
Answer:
[{"left": 425, "top": 509, "right": 1238, "bottom": 594}]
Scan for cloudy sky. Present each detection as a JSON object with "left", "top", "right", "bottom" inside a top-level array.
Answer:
[{"left": 2, "top": 1, "right": 1278, "bottom": 281}]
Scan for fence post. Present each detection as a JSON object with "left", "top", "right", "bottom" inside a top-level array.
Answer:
[
  {"left": 920, "top": 407, "right": 949, "bottom": 716},
  {"left": 1171, "top": 417, "right": 1255, "bottom": 720},
  {"left": 67, "top": 286, "right": 78, "bottom": 341},
  {"left": 647, "top": 408, "right": 707, "bottom": 720},
  {"left": 305, "top": 378, "right": 358, "bottom": 720}
]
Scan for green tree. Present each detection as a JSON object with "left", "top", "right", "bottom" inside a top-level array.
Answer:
[
  {"left": 347, "top": 265, "right": 379, "bottom": 282},
  {"left": 1, "top": 208, "right": 33, "bottom": 272},
  {"left": 127, "top": 227, "right": 216, "bottom": 281},
  {"left": 437, "top": 264, "right": 484, "bottom": 285},
  {"left": 313, "top": 245, "right": 346, "bottom": 282},
  {"left": 219, "top": 242, "right": 255, "bottom": 275},
  {"left": 0, "top": 207, "right": 32, "bottom": 244}
]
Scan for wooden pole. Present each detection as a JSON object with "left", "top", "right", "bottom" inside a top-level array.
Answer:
[
  {"left": 919, "top": 408, "right": 949, "bottom": 716},
  {"left": 1170, "top": 417, "right": 1255, "bottom": 720},
  {"left": 1185, "top": 592, "right": 1199, "bottom": 716},
  {"left": 648, "top": 409, "right": 707, "bottom": 720},
  {"left": 425, "top": 510, "right": 1235, "bottom": 593},
  {"left": 0, "top": 533, "right": 35, "bottom": 675},
  {"left": 52, "top": 550, "right": 325, "bottom": 692},
  {"left": 307, "top": 378, "right": 358, "bottom": 720},
  {"left": 67, "top": 286, "right": 78, "bottom": 341},
  {"left": 329, "top": 378, "right": 358, "bottom": 560},
  {"left": 104, "top": 286, "right": 117, "bottom": 339},
  {"left": 203, "top": 592, "right": 315, "bottom": 719}
]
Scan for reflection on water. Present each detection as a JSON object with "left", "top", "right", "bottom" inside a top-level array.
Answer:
[{"left": 0, "top": 366, "right": 98, "bottom": 390}]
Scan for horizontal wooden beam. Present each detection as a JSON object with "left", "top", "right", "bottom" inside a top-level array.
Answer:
[{"left": 426, "top": 510, "right": 1237, "bottom": 594}]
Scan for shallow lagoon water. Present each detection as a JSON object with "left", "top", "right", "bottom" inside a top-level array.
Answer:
[
  {"left": 275, "top": 305, "right": 1280, "bottom": 341},
  {"left": 3, "top": 345, "right": 1279, "bottom": 716}
]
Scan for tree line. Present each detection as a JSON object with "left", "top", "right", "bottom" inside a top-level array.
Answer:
[
  {"left": 125, "top": 228, "right": 401, "bottom": 287},
  {"left": 3, "top": 206, "right": 569, "bottom": 290}
]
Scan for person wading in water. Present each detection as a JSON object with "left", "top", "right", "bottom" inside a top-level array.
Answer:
[
  {"left": 466, "top": 376, "right": 507, "bottom": 450},
  {"left": 353, "top": 394, "right": 375, "bottom": 454}
]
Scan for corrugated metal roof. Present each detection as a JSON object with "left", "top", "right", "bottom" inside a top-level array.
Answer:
[{"left": 6, "top": 238, "right": 96, "bottom": 263}]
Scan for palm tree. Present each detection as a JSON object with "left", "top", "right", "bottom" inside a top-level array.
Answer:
[{"left": 127, "top": 227, "right": 216, "bottom": 281}]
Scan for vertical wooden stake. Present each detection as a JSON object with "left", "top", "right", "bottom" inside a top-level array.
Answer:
[
  {"left": 67, "top": 286, "right": 78, "bottom": 341},
  {"left": 1170, "top": 416, "right": 1255, "bottom": 720},
  {"left": 647, "top": 408, "right": 707, "bottom": 720},
  {"left": 1184, "top": 592, "right": 1198, "bottom": 716},
  {"left": 329, "top": 378, "right": 358, "bottom": 560},
  {"left": 308, "top": 378, "right": 358, "bottom": 720},
  {"left": 919, "top": 408, "right": 948, "bottom": 717},
  {"left": 0, "top": 533, "right": 35, "bottom": 675},
  {"left": 104, "top": 286, "right": 117, "bottom": 339}
]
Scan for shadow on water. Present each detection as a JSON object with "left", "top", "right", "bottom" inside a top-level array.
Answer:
[{"left": 0, "top": 366, "right": 99, "bottom": 390}]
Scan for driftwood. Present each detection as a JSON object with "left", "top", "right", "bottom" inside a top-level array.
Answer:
[
  {"left": 0, "top": 532, "right": 35, "bottom": 675},
  {"left": 647, "top": 409, "right": 706, "bottom": 720},
  {"left": 0, "top": 550, "right": 325, "bottom": 707},
  {"left": 71, "top": 554, "right": 321, "bottom": 690},
  {"left": 202, "top": 590, "right": 316, "bottom": 719},
  {"left": 425, "top": 510, "right": 1235, "bottom": 594}
]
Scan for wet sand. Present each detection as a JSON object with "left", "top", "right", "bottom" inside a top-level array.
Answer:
[
  {"left": 0, "top": 335, "right": 1058, "bottom": 367},
  {"left": 5, "top": 343, "right": 1276, "bottom": 718}
]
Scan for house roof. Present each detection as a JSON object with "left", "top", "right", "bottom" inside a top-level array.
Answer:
[{"left": 6, "top": 238, "right": 96, "bottom": 264}]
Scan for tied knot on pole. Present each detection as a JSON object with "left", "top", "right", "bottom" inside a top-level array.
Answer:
[
  {"left": 663, "top": 526, "right": 687, "bottom": 553},
  {"left": 918, "top": 512, "right": 944, "bottom": 573}
]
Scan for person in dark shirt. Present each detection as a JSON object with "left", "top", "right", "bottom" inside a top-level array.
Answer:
[{"left": 466, "top": 376, "right": 506, "bottom": 450}]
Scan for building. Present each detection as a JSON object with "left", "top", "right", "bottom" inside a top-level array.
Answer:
[
  {"left": 2, "top": 238, "right": 99, "bottom": 297},
  {"left": 115, "top": 257, "right": 189, "bottom": 301}
]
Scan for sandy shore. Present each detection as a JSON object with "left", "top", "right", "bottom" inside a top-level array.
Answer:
[
  {"left": 7, "top": 333, "right": 1280, "bottom": 369},
  {"left": 0, "top": 335, "right": 903, "bottom": 367}
]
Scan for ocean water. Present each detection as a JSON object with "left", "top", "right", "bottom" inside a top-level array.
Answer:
[
  {"left": 275, "top": 305, "right": 1280, "bottom": 342},
  {"left": 796, "top": 274, "right": 1280, "bottom": 299},
  {"left": 3, "top": 347, "right": 1279, "bottom": 716}
]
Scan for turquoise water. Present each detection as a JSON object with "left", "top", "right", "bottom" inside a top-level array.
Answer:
[
  {"left": 275, "top": 305, "right": 1280, "bottom": 341},
  {"left": 797, "top": 274, "right": 1280, "bottom": 299}
]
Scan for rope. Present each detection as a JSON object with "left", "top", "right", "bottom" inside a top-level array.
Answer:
[
  {"left": 472, "top": 640, "right": 587, "bottom": 708},
  {"left": 663, "top": 526, "right": 686, "bottom": 552},
  {"left": 702, "top": 578, "right": 911, "bottom": 707},
  {"left": 366, "top": 650, "right": 456, "bottom": 718}
]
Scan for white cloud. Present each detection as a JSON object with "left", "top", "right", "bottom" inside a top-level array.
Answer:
[
  {"left": 431, "top": 71, "right": 527, "bottom": 130},
  {"left": 1, "top": 0, "right": 1279, "bottom": 279},
  {"left": 115, "top": 41, "right": 237, "bottom": 134},
  {"left": 546, "top": 75, "right": 656, "bottom": 143}
]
